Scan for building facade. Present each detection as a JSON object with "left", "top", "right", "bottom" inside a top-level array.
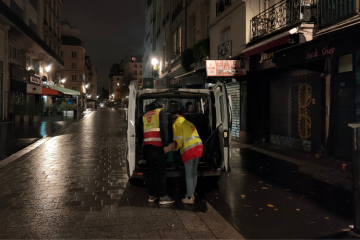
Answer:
[
  {"left": 143, "top": 0, "right": 213, "bottom": 89},
  {"left": 125, "top": 54, "right": 143, "bottom": 88},
  {"left": 109, "top": 68, "right": 124, "bottom": 101},
  {"left": 0, "top": 0, "right": 64, "bottom": 121},
  {"left": 85, "top": 56, "right": 97, "bottom": 107},
  {"left": 60, "top": 21, "right": 86, "bottom": 93}
]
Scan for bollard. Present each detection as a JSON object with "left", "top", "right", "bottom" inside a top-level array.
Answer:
[{"left": 348, "top": 123, "right": 360, "bottom": 234}]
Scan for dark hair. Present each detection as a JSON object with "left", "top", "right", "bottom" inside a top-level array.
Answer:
[
  {"left": 172, "top": 111, "right": 183, "bottom": 121},
  {"left": 155, "top": 99, "right": 164, "bottom": 105}
]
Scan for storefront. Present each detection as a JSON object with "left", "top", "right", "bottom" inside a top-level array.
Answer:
[{"left": 273, "top": 24, "right": 360, "bottom": 160}]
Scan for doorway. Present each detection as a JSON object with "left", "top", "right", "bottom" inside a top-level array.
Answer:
[{"left": 329, "top": 71, "right": 355, "bottom": 161}]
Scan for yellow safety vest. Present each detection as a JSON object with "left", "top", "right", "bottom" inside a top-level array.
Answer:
[
  {"left": 143, "top": 108, "right": 163, "bottom": 147},
  {"left": 173, "top": 116, "right": 203, "bottom": 163}
]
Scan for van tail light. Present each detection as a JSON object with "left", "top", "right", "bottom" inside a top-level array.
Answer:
[
  {"left": 223, "top": 131, "right": 228, "bottom": 138},
  {"left": 137, "top": 173, "right": 143, "bottom": 175}
]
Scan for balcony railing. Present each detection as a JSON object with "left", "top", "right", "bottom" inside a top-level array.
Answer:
[
  {"left": 251, "top": 0, "right": 317, "bottom": 40},
  {"left": 170, "top": 48, "right": 182, "bottom": 63},
  {"left": 218, "top": 40, "right": 232, "bottom": 60},
  {"left": 319, "top": 0, "right": 358, "bottom": 27},
  {"left": 172, "top": 0, "right": 183, "bottom": 22},
  {"left": 216, "top": 0, "right": 231, "bottom": 17}
]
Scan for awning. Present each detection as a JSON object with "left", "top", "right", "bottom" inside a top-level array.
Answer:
[
  {"left": 42, "top": 87, "right": 58, "bottom": 96},
  {"left": 52, "top": 86, "right": 81, "bottom": 95},
  {"left": 243, "top": 34, "right": 290, "bottom": 58}
]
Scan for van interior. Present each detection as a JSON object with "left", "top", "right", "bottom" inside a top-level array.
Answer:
[{"left": 135, "top": 92, "right": 221, "bottom": 172}]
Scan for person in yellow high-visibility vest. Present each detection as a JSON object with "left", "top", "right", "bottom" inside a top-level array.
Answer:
[
  {"left": 143, "top": 99, "right": 174, "bottom": 205},
  {"left": 171, "top": 111, "right": 203, "bottom": 204}
]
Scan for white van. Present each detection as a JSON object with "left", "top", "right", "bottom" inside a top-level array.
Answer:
[{"left": 126, "top": 80, "right": 232, "bottom": 182}]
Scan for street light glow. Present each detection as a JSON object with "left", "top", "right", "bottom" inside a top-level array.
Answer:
[
  {"left": 45, "top": 65, "right": 51, "bottom": 72},
  {"left": 85, "top": 84, "right": 89, "bottom": 89},
  {"left": 61, "top": 79, "right": 66, "bottom": 83},
  {"left": 151, "top": 58, "right": 158, "bottom": 66}
]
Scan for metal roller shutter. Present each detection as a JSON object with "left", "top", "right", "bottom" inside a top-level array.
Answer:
[{"left": 227, "top": 82, "right": 240, "bottom": 141}]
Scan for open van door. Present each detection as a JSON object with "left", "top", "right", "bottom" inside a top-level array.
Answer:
[
  {"left": 212, "top": 81, "right": 231, "bottom": 173},
  {"left": 127, "top": 80, "right": 138, "bottom": 179}
]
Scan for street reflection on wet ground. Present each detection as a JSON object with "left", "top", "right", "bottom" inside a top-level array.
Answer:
[
  {"left": 0, "top": 116, "right": 75, "bottom": 161},
  {"left": 194, "top": 146, "right": 355, "bottom": 239}
]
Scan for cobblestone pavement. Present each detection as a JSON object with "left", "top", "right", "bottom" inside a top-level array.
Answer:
[{"left": 0, "top": 109, "right": 243, "bottom": 239}]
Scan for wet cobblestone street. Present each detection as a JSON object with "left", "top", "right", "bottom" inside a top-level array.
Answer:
[{"left": 0, "top": 109, "right": 243, "bottom": 239}]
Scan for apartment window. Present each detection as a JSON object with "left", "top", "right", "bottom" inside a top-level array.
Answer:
[
  {"left": 134, "top": 70, "right": 137, "bottom": 75},
  {"left": 173, "top": 26, "right": 182, "bottom": 52},
  {"left": 30, "top": 0, "right": 37, "bottom": 10},
  {"left": 52, "top": 0, "right": 55, "bottom": 9},
  {"left": 117, "top": 78, "right": 119, "bottom": 80},
  {"left": 117, "top": 89, "right": 120, "bottom": 92},
  {"left": 60, "top": 51, "right": 63, "bottom": 57},
  {"left": 139, "top": 78, "right": 142, "bottom": 83},
  {"left": 72, "top": 75, "right": 77, "bottom": 81},
  {"left": 29, "top": 19, "right": 37, "bottom": 33},
  {"left": 72, "top": 51, "right": 77, "bottom": 58},
  {"left": 10, "top": 0, "right": 23, "bottom": 20},
  {"left": 72, "top": 87, "right": 77, "bottom": 91},
  {"left": 134, "top": 64, "right": 137, "bottom": 68},
  {"left": 72, "top": 63, "right": 77, "bottom": 69},
  {"left": 140, "top": 70, "right": 142, "bottom": 75},
  {"left": 8, "top": 43, "right": 21, "bottom": 63},
  {"left": 140, "top": 64, "right": 142, "bottom": 68}
]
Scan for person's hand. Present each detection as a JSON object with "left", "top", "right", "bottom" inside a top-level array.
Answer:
[{"left": 163, "top": 147, "right": 169, "bottom": 154}]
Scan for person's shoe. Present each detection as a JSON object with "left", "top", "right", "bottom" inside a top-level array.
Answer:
[
  {"left": 182, "top": 196, "right": 194, "bottom": 204},
  {"left": 148, "top": 196, "right": 157, "bottom": 203},
  {"left": 159, "top": 195, "right": 175, "bottom": 205},
  {"left": 185, "top": 194, "right": 195, "bottom": 201}
]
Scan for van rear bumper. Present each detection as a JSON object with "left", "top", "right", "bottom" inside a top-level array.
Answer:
[{"left": 130, "top": 167, "right": 222, "bottom": 179}]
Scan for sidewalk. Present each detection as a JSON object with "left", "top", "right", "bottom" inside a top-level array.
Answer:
[
  {"left": 233, "top": 142, "right": 352, "bottom": 191},
  {"left": 0, "top": 109, "right": 243, "bottom": 239}
]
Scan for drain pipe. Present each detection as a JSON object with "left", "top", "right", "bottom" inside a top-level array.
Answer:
[{"left": 184, "top": 0, "right": 188, "bottom": 50}]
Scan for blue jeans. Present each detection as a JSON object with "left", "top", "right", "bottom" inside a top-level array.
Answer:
[{"left": 184, "top": 158, "right": 199, "bottom": 198}]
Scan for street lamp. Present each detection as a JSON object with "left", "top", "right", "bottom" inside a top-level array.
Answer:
[
  {"left": 61, "top": 79, "right": 66, "bottom": 83},
  {"left": 85, "top": 84, "right": 89, "bottom": 89},
  {"left": 45, "top": 65, "right": 51, "bottom": 72},
  {"left": 151, "top": 58, "right": 158, "bottom": 66}
]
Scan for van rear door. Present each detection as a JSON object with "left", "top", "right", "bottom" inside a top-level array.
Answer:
[
  {"left": 212, "top": 81, "right": 231, "bottom": 173},
  {"left": 127, "top": 80, "right": 138, "bottom": 178}
]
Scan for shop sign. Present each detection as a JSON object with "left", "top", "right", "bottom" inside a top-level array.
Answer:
[
  {"left": 29, "top": 76, "right": 40, "bottom": 85},
  {"left": 27, "top": 84, "right": 42, "bottom": 94},
  {"left": 170, "top": 78, "right": 180, "bottom": 86},
  {"left": 48, "top": 81, "right": 54, "bottom": 87},
  {"left": 305, "top": 46, "right": 335, "bottom": 60},
  {"left": 260, "top": 52, "right": 274, "bottom": 63},
  {"left": 154, "top": 79, "right": 167, "bottom": 89},
  {"left": 206, "top": 60, "right": 246, "bottom": 77}
]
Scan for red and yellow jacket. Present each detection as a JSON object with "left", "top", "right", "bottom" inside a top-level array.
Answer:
[{"left": 173, "top": 116, "right": 203, "bottom": 164}]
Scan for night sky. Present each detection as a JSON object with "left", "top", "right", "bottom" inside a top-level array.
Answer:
[{"left": 61, "top": 0, "right": 146, "bottom": 92}]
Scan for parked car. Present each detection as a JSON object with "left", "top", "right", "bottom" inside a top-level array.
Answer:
[{"left": 126, "top": 80, "right": 232, "bottom": 183}]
